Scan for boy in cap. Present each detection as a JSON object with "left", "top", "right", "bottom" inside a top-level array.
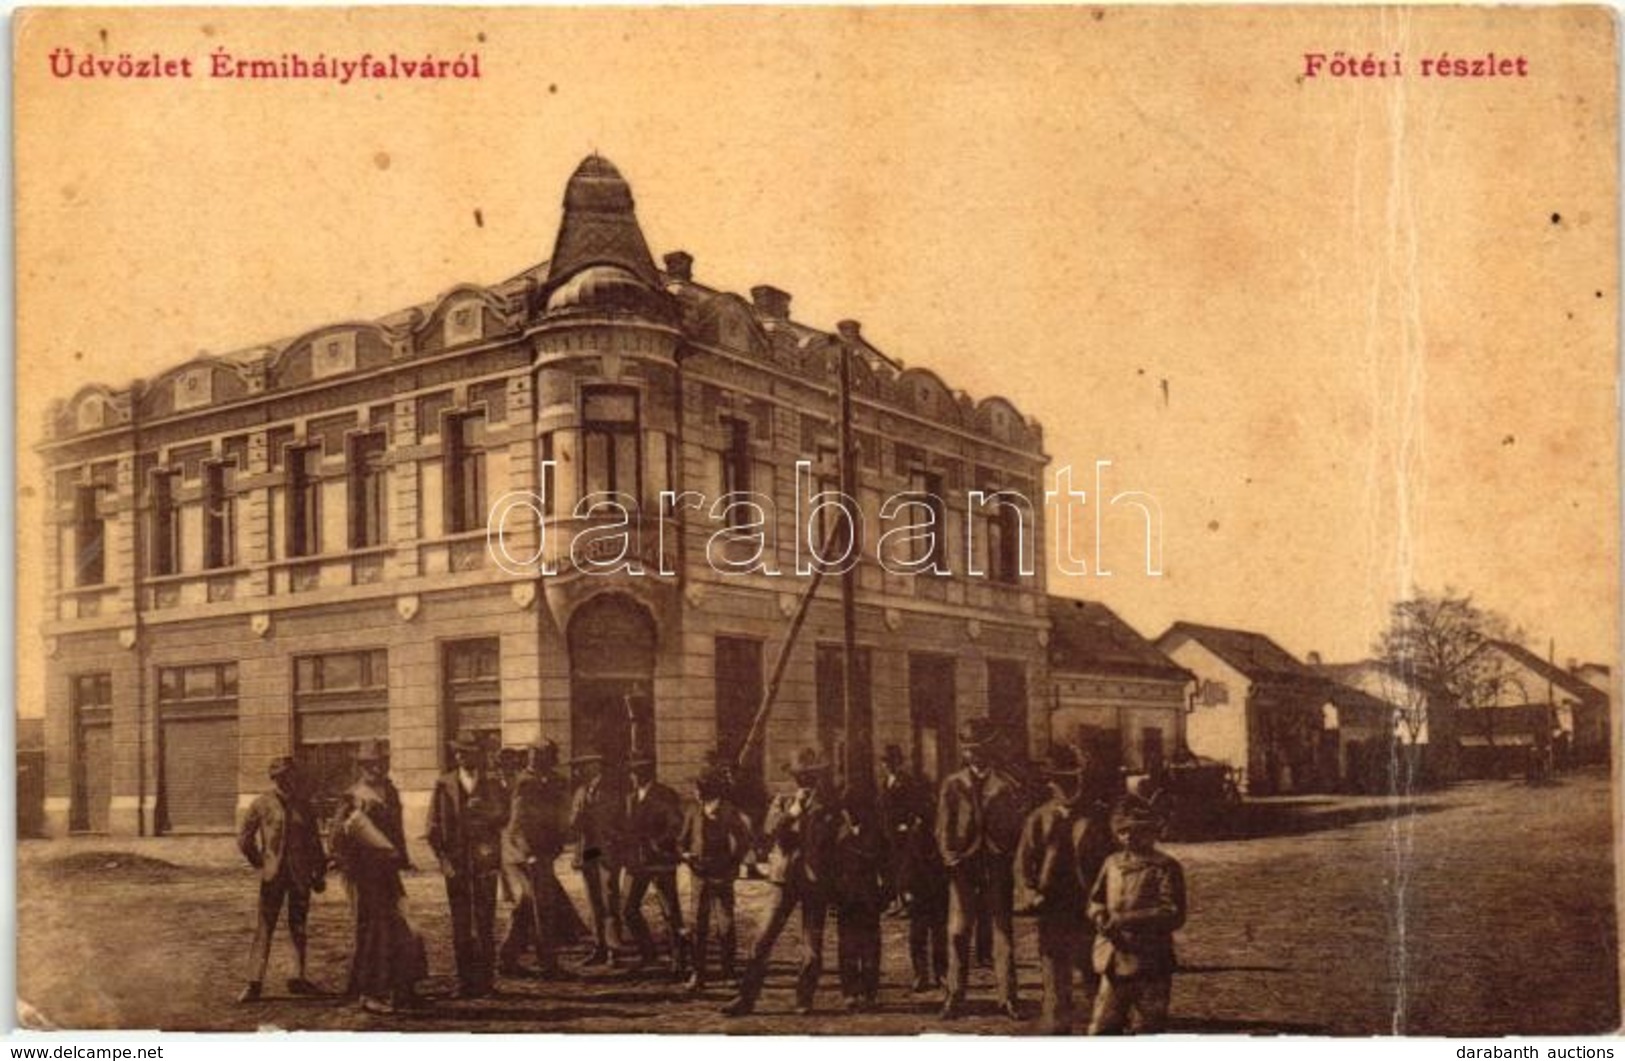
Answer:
[
  {"left": 1087, "top": 802, "right": 1187, "bottom": 1035},
  {"left": 678, "top": 766, "right": 755, "bottom": 992},
  {"left": 236, "top": 756, "right": 328, "bottom": 1003},
  {"left": 1016, "top": 743, "right": 1115, "bottom": 1034}
]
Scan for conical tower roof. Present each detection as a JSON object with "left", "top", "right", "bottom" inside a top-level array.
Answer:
[{"left": 544, "top": 155, "right": 661, "bottom": 292}]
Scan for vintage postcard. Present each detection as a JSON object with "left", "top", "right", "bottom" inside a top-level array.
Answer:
[{"left": 12, "top": 6, "right": 1619, "bottom": 1036}]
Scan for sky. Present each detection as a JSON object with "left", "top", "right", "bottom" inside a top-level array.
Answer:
[{"left": 13, "top": 7, "right": 1619, "bottom": 716}]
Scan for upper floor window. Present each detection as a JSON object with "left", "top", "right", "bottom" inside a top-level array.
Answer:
[
  {"left": 987, "top": 498, "right": 1024, "bottom": 585},
  {"left": 203, "top": 461, "right": 236, "bottom": 569},
  {"left": 445, "top": 413, "right": 487, "bottom": 534},
  {"left": 582, "top": 388, "right": 640, "bottom": 500},
  {"left": 349, "top": 432, "right": 388, "bottom": 549},
  {"left": 909, "top": 469, "right": 947, "bottom": 570},
  {"left": 287, "top": 445, "right": 322, "bottom": 558},
  {"left": 150, "top": 470, "right": 181, "bottom": 577},
  {"left": 720, "top": 417, "right": 752, "bottom": 528},
  {"left": 74, "top": 485, "right": 107, "bottom": 587}
]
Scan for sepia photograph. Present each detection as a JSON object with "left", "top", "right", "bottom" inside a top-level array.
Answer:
[{"left": 10, "top": 5, "right": 1620, "bottom": 1037}]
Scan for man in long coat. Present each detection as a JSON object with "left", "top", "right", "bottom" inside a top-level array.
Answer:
[
  {"left": 620, "top": 754, "right": 688, "bottom": 976},
  {"left": 236, "top": 756, "right": 328, "bottom": 1003},
  {"left": 498, "top": 741, "right": 571, "bottom": 978},
  {"left": 1015, "top": 743, "right": 1115, "bottom": 1034},
  {"left": 878, "top": 743, "right": 947, "bottom": 993},
  {"left": 936, "top": 717, "right": 1026, "bottom": 1020},
  {"left": 427, "top": 735, "right": 507, "bottom": 999},
  {"left": 569, "top": 750, "right": 624, "bottom": 966}
]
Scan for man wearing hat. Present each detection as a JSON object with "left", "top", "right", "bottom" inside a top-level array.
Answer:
[
  {"left": 1016, "top": 743, "right": 1116, "bottom": 1034},
  {"left": 678, "top": 765, "right": 755, "bottom": 992},
  {"left": 333, "top": 739, "right": 423, "bottom": 1014},
  {"left": 236, "top": 755, "right": 328, "bottom": 1003},
  {"left": 722, "top": 747, "right": 841, "bottom": 1017},
  {"left": 936, "top": 717, "right": 1027, "bottom": 1020},
  {"left": 568, "top": 749, "right": 625, "bottom": 966},
  {"left": 498, "top": 741, "right": 570, "bottom": 979},
  {"left": 878, "top": 743, "right": 947, "bottom": 993},
  {"left": 427, "top": 734, "right": 508, "bottom": 998},
  {"left": 1087, "top": 800, "right": 1186, "bottom": 1034},
  {"left": 620, "top": 753, "right": 688, "bottom": 977}
]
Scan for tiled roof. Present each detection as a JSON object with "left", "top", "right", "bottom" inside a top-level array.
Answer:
[
  {"left": 1481, "top": 640, "right": 1608, "bottom": 705},
  {"left": 1048, "top": 597, "right": 1191, "bottom": 682},
  {"left": 1158, "top": 620, "right": 1319, "bottom": 684}
]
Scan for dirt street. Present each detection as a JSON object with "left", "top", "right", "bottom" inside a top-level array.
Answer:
[{"left": 16, "top": 770, "right": 1618, "bottom": 1034}]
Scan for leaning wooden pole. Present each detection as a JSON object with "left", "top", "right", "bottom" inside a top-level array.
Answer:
[{"left": 735, "top": 521, "right": 840, "bottom": 774}]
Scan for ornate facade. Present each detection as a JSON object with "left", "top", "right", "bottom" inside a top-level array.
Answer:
[{"left": 38, "top": 156, "right": 1052, "bottom": 846}]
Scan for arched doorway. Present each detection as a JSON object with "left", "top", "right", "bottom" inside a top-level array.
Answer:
[{"left": 568, "top": 594, "right": 657, "bottom": 776}]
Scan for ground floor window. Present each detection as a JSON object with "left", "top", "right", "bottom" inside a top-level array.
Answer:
[
  {"left": 293, "top": 648, "right": 388, "bottom": 824},
  {"left": 908, "top": 653, "right": 955, "bottom": 784},
  {"left": 156, "top": 662, "right": 240, "bottom": 833},
  {"left": 816, "top": 644, "right": 872, "bottom": 780},
  {"left": 715, "top": 636, "right": 765, "bottom": 778},
  {"left": 70, "top": 673, "right": 112, "bottom": 833},
  {"left": 443, "top": 638, "right": 501, "bottom": 768}
]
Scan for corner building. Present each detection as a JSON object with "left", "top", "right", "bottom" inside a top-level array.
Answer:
[{"left": 38, "top": 157, "right": 1051, "bottom": 850}]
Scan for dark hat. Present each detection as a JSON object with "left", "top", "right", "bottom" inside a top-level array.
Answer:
[
  {"left": 570, "top": 750, "right": 605, "bottom": 767},
  {"left": 496, "top": 746, "right": 524, "bottom": 767},
  {"left": 695, "top": 767, "right": 728, "bottom": 800},
  {"left": 628, "top": 752, "right": 658, "bottom": 771},
  {"left": 268, "top": 755, "right": 297, "bottom": 780},
  {"left": 784, "top": 747, "right": 833, "bottom": 779},
  {"left": 355, "top": 738, "right": 389, "bottom": 764},
  {"left": 1040, "top": 743, "right": 1088, "bottom": 779},
  {"left": 879, "top": 744, "right": 906, "bottom": 769},
  {"left": 1110, "top": 798, "right": 1164, "bottom": 835},
  {"left": 957, "top": 717, "right": 1000, "bottom": 749},
  {"left": 530, "top": 740, "right": 560, "bottom": 768},
  {"left": 448, "top": 733, "right": 483, "bottom": 755}
]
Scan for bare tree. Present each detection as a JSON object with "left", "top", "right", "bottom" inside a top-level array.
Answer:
[{"left": 1374, "top": 588, "right": 1526, "bottom": 781}]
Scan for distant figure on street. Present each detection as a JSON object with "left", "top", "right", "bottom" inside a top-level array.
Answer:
[
  {"left": 1087, "top": 801, "right": 1187, "bottom": 1034},
  {"left": 936, "top": 717, "right": 1026, "bottom": 1021},
  {"left": 236, "top": 756, "right": 328, "bottom": 1004},
  {"left": 878, "top": 743, "right": 947, "bottom": 992},
  {"left": 678, "top": 766, "right": 755, "bottom": 992},
  {"left": 569, "top": 750, "right": 624, "bottom": 966},
  {"left": 621, "top": 754, "right": 689, "bottom": 977},
  {"left": 427, "top": 735, "right": 507, "bottom": 999},
  {"left": 833, "top": 789, "right": 888, "bottom": 1012},
  {"left": 722, "top": 747, "right": 841, "bottom": 1017},
  {"left": 332, "top": 739, "right": 424, "bottom": 1015},
  {"left": 1016, "top": 744, "right": 1115, "bottom": 1034}
]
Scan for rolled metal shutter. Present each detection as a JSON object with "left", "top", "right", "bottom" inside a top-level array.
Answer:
[{"left": 161, "top": 715, "right": 238, "bottom": 832}]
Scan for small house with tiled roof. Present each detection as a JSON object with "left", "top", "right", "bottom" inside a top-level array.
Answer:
[
  {"left": 1155, "top": 621, "right": 1389, "bottom": 795},
  {"left": 1047, "top": 596, "right": 1192, "bottom": 777},
  {"left": 1458, "top": 640, "right": 1611, "bottom": 776}
]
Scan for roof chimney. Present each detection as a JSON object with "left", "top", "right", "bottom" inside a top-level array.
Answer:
[
  {"left": 663, "top": 250, "right": 693, "bottom": 284},
  {"left": 836, "top": 319, "right": 862, "bottom": 343},
  {"left": 750, "top": 285, "right": 791, "bottom": 321},
  {"left": 1307, "top": 651, "right": 1323, "bottom": 666}
]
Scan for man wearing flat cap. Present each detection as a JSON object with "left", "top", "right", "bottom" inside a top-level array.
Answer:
[
  {"left": 236, "top": 755, "right": 328, "bottom": 1003},
  {"left": 1087, "top": 800, "right": 1186, "bottom": 1034},
  {"left": 1016, "top": 743, "right": 1115, "bottom": 1034},
  {"left": 722, "top": 747, "right": 841, "bottom": 1017},
  {"left": 936, "top": 717, "right": 1027, "bottom": 1021},
  {"left": 427, "top": 734, "right": 507, "bottom": 998}
]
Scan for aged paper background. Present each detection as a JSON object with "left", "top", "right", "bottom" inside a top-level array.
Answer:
[{"left": 12, "top": 4, "right": 1620, "bottom": 1034}]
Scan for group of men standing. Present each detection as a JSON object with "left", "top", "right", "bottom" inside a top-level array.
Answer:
[{"left": 234, "top": 716, "right": 1187, "bottom": 1034}]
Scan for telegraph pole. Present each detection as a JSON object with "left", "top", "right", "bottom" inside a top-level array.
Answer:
[{"left": 836, "top": 338, "right": 868, "bottom": 799}]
